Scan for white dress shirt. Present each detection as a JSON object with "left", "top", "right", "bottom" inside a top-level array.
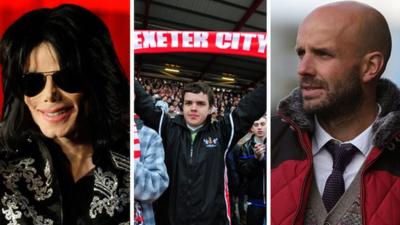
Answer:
[{"left": 312, "top": 106, "right": 380, "bottom": 195}]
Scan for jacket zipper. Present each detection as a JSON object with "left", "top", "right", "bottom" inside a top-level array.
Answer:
[
  {"left": 279, "top": 113, "right": 313, "bottom": 225},
  {"left": 190, "top": 143, "right": 194, "bottom": 164},
  {"left": 187, "top": 131, "right": 197, "bottom": 224},
  {"left": 189, "top": 131, "right": 197, "bottom": 165}
]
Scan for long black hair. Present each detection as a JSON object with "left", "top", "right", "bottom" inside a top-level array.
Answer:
[{"left": 0, "top": 4, "right": 129, "bottom": 152}]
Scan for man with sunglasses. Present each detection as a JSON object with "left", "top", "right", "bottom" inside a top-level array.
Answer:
[
  {"left": 0, "top": 4, "right": 129, "bottom": 225},
  {"left": 134, "top": 79, "right": 266, "bottom": 225},
  {"left": 238, "top": 116, "right": 266, "bottom": 225}
]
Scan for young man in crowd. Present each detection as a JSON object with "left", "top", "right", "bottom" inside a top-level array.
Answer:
[{"left": 135, "top": 79, "right": 265, "bottom": 225}]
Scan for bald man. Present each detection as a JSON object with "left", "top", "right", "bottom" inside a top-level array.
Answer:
[{"left": 272, "top": 1, "right": 400, "bottom": 225}]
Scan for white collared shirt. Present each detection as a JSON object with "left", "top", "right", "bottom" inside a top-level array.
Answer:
[{"left": 312, "top": 106, "right": 380, "bottom": 195}]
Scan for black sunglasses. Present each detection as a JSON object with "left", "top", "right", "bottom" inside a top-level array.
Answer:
[{"left": 21, "top": 70, "right": 83, "bottom": 97}]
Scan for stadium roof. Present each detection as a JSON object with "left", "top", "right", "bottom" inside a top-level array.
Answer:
[{"left": 134, "top": 0, "right": 266, "bottom": 90}]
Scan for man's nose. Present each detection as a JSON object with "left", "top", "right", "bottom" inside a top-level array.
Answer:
[
  {"left": 190, "top": 103, "right": 198, "bottom": 111},
  {"left": 297, "top": 53, "right": 316, "bottom": 77},
  {"left": 42, "top": 76, "right": 60, "bottom": 102}
]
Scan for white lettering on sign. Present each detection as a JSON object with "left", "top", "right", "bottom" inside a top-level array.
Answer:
[
  {"left": 142, "top": 31, "right": 157, "bottom": 48},
  {"left": 193, "top": 32, "right": 209, "bottom": 48},
  {"left": 215, "top": 32, "right": 230, "bottom": 49},
  {"left": 169, "top": 31, "right": 180, "bottom": 47},
  {"left": 133, "top": 32, "right": 142, "bottom": 49},
  {"left": 241, "top": 33, "right": 256, "bottom": 51},
  {"left": 157, "top": 31, "right": 167, "bottom": 47},
  {"left": 231, "top": 33, "right": 240, "bottom": 50},
  {"left": 182, "top": 32, "right": 193, "bottom": 47},
  {"left": 257, "top": 34, "right": 267, "bottom": 53},
  {"left": 133, "top": 31, "right": 267, "bottom": 57},
  {"left": 216, "top": 33, "right": 258, "bottom": 51}
]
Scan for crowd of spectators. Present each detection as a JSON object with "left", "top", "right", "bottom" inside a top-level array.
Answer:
[{"left": 137, "top": 77, "right": 251, "bottom": 120}]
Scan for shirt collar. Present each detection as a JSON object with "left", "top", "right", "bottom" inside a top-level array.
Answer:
[
  {"left": 186, "top": 124, "right": 203, "bottom": 132},
  {"left": 312, "top": 116, "right": 333, "bottom": 156},
  {"left": 312, "top": 103, "right": 380, "bottom": 156}
]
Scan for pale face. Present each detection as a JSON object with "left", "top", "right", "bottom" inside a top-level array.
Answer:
[
  {"left": 183, "top": 92, "right": 211, "bottom": 127},
  {"left": 24, "top": 42, "right": 84, "bottom": 139},
  {"left": 295, "top": 12, "right": 364, "bottom": 115},
  {"left": 251, "top": 117, "right": 266, "bottom": 139}
]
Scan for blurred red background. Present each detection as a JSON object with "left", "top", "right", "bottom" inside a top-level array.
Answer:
[{"left": 0, "top": 0, "right": 130, "bottom": 116}]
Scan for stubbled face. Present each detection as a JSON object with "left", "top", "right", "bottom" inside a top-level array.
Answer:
[
  {"left": 183, "top": 92, "right": 211, "bottom": 127},
  {"left": 24, "top": 42, "right": 84, "bottom": 139},
  {"left": 296, "top": 10, "right": 364, "bottom": 115},
  {"left": 251, "top": 117, "right": 266, "bottom": 139}
]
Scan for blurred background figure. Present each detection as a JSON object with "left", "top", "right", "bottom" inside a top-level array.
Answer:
[
  {"left": 134, "top": 115, "right": 169, "bottom": 225},
  {"left": 239, "top": 116, "right": 266, "bottom": 225}
]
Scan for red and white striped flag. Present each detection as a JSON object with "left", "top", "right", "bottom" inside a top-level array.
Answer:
[
  {"left": 133, "top": 115, "right": 141, "bottom": 162},
  {"left": 133, "top": 114, "right": 143, "bottom": 224}
]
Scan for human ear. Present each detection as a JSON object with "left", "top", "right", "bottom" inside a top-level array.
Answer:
[{"left": 360, "top": 51, "right": 384, "bottom": 83}]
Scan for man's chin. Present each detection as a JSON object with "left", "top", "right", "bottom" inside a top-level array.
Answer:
[
  {"left": 303, "top": 100, "right": 325, "bottom": 114},
  {"left": 188, "top": 121, "right": 199, "bottom": 127},
  {"left": 40, "top": 127, "right": 74, "bottom": 140}
]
